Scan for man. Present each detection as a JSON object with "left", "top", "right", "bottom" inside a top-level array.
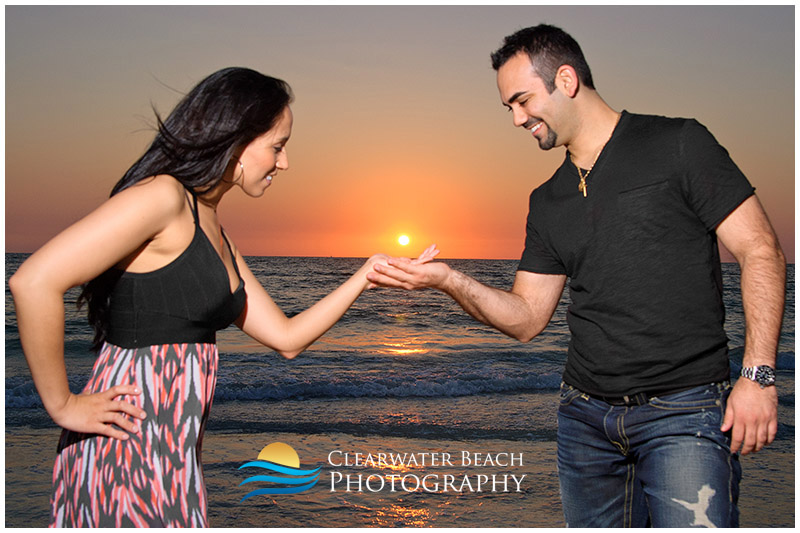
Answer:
[{"left": 367, "top": 24, "right": 785, "bottom": 527}]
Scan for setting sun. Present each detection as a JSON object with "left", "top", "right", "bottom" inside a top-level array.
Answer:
[{"left": 398, "top": 235, "right": 410, "bottom": 246}]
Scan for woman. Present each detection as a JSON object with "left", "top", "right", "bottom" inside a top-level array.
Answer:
[{"left": 9, "top": 67, "right": 437, "bottom": 527}]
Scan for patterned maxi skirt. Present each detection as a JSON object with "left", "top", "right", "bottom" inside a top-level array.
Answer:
[{"left": 49, "top": 342, "right": 218, "bottom": 527}]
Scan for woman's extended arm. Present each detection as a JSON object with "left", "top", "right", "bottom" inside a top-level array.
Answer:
[
  {"left": 234, "top": 245, "right": 439, "bottom": 358},
  {"left": 9, "top": 176, "right": 189, "bottom": 438}
]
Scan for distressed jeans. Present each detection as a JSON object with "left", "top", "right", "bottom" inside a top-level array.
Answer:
[{"left": 557, "top": 382, "right": 741, "bottom": 527}]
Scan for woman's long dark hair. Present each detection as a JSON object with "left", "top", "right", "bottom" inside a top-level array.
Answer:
[{"left": 78, "top": 67, "right": 293, "bottom": 351}]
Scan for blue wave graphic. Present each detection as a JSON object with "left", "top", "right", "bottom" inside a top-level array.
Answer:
[
  {"left": 238, "top": 460, "right": 321, "bottom": 476},
  {"left": 238, "top": 461, "right": 321, "bottom": 502},
  {"left": 240, "top": 479, "right": 319, "bottom": 499},
  {"left": 240, "top": 474, "right": 320, "bottom": 485}
]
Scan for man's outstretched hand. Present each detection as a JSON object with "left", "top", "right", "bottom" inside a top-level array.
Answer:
[{"left": 367, "top": 244, "right": 449, "bottom": 290}]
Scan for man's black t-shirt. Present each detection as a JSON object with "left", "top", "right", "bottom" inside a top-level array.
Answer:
[{"left": 518, "top": 111, "right": 754, "bottom": 397}]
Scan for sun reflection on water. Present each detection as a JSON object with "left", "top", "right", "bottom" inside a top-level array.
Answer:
[
  {"left": 374, "top": 503, "right": 432, "bottom": 528},
  {"left": 378, "top": 342, "right": 428, "bottom": 356}
]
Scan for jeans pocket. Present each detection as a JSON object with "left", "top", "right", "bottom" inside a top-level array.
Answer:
[
  {"left": 646, "top": 384, "right": 731, "bottom": 449},
  {"left": 649, "top": 384, "right": 723, "bottom": 412}
]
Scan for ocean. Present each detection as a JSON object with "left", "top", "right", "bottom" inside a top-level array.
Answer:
[{"left": 4, "top": 254, "right": 795, "bottom": 527}]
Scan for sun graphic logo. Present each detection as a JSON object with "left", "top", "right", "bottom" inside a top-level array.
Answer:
[{"left": 237, "top": 442, "right": 321, "bottom": 502}]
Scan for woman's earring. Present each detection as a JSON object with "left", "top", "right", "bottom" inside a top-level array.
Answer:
[{"left": 237, "top": 160, "right": 245, "bottom": 181}]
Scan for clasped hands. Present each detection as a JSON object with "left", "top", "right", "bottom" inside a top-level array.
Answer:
[{"left": 366, "top": 243, "right": 449, "bottom": 290}]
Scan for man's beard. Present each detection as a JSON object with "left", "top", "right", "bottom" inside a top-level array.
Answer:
[
  {"left": 525, "top": 118, "right": 558, "bottom": 150},
  {"left": 538, "top": 127, "right": 558, "bottom": 150}
]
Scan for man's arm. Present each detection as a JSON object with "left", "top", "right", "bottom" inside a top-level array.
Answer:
[
  {"left": 368, "top": 258, "right": 566, "bottom": 342},
  {"left": 716, "top": 195, "right": 786, "bottom": 454}
]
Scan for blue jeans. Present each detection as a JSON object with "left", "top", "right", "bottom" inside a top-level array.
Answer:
[{"left": 557, "top": 382, "right": 741, "bottom": 527}]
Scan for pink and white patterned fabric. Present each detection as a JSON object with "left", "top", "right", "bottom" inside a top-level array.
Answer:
[{"left": 50, "top": 342, "right": 218, "bottom": 527}]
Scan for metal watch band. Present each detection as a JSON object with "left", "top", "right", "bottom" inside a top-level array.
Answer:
[{"left": 740, "top": 365, "right": 776, "bottom": 387}]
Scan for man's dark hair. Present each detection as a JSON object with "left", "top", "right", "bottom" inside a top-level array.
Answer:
[{"left": 490, "top": 24, "right": 595, "bottom": 93}]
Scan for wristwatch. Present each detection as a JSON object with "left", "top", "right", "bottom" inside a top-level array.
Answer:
[{"left": 740, "top": 365, "right": 776, "bottom": 388}]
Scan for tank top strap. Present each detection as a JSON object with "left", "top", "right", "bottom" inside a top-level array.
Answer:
[
  {"left": 220, "top": 229, "right": 242, "bottom": 276},
  {"left": 185, "top": 188, "right": 201, "bottom": 227}
]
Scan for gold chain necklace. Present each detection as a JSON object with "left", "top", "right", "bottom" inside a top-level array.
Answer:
[
  {"left": 569, "top": 113, "right": 621, "bottom": 198},
  {"left": 571, "top": 151, "right": 599, "bottom": 198}
]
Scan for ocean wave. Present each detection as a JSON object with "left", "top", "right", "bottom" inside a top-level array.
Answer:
[
  {"left": 3, "top": 370, "right": 563, "bottom": 409},
  {"left": 7, "top": 350, "right": 795, "bottom": 409},
  {"left": 5, "top": 378, "right": 43, "bottom": 408},
  {"left": 213, "top": 372, "right": 564, "bottom": 403}
]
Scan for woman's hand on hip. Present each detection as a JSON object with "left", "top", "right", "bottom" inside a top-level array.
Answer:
[{"left": 51, "top": 384, "right": 146, "bottom": 440}]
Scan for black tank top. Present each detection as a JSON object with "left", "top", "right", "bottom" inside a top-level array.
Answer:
[{"left": 106, "top": 192, "right": 247, "bottom": 348}]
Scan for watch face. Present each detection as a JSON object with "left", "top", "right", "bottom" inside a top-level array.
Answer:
[{"left": 755, "top": 366, "right": 776, "bottom": 385}]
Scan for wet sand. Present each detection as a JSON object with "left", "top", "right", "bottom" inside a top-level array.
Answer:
[{"left": 5, "top": 425, "right": 794, "bottom": 527}]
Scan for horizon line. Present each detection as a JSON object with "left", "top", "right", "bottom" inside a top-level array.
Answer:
[{"left": 5, "top": 251, "right": 791, "bottom": 265}]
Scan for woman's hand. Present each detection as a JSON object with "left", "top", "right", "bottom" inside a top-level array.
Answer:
[
  {"left": 50, "top": 385, "right": 146, "bottom": 440},
  {"left": 364, "top": 254, "right": 390, "bottom": 289}
]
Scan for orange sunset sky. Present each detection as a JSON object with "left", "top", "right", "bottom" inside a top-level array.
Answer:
[{"left": 5, "top": 5, "right": 795, "bottom": 261}]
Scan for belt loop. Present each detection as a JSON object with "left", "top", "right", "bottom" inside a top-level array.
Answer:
[{"left": 625, "top": 392, "right": 649, "bottom": 406}]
